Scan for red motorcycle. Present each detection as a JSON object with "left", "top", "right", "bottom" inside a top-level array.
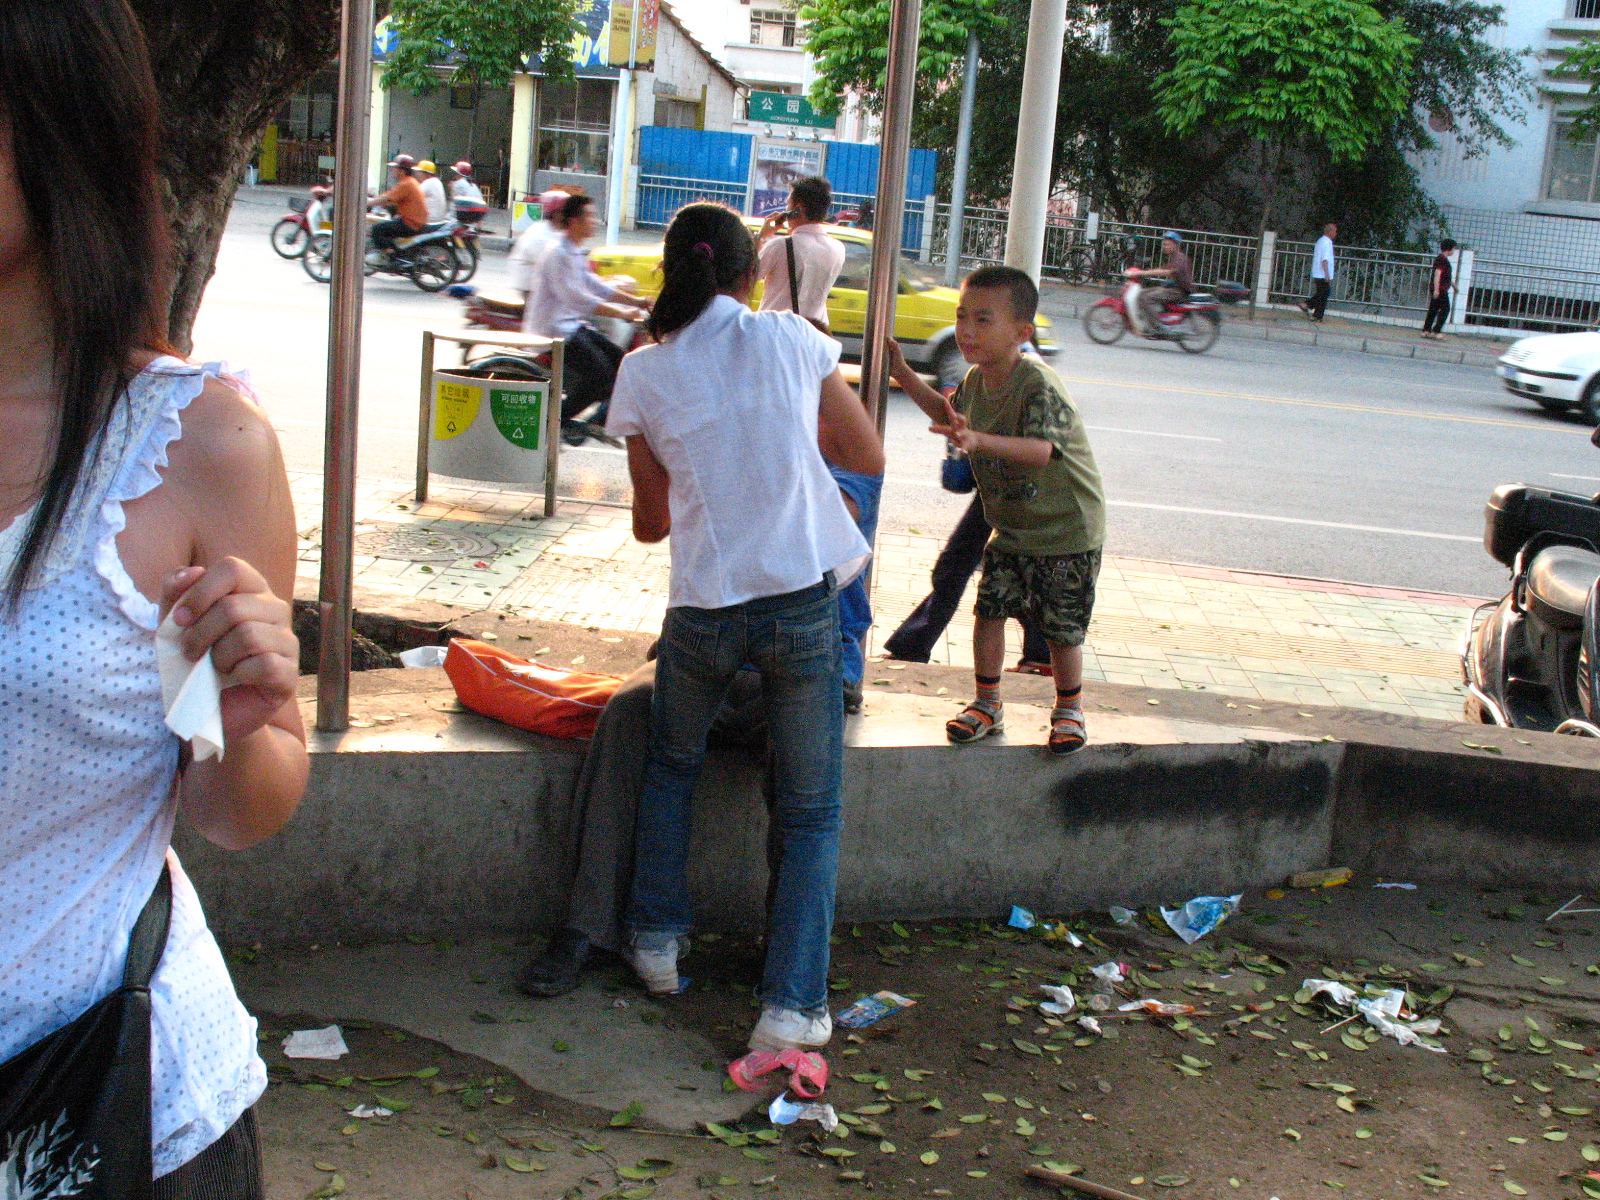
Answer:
[
  {"left": 270, "top": 184, "right": 331, "bottom": 259},
  {"left": 1083, "top": 274, "right": 1244, "bottom": 354}
]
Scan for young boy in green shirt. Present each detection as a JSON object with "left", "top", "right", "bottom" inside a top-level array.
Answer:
[{"left": 885, "top": 265, "right": 1105, "bottom": 754}]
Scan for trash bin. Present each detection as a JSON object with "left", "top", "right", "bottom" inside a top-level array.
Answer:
[{"left": 428, "top": 365, "right": 552, "bottom": 487}]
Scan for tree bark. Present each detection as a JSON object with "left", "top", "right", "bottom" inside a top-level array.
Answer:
[{"left": 129, "top": 0, "right": 343, "bottom": 350}]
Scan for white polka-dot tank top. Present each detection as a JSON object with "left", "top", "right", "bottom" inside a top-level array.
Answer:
[{"left": 0, "top": 358, "right": 265, "bottom": 1176}]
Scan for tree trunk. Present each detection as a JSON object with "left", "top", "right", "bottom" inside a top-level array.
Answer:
[{"left": 129, "top": 0, "right": 342, "bottom": 351}]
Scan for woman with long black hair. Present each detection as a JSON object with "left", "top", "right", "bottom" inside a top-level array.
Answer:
[
  {"left": 605, "top": 203, "right": 882, "bottom": 1054},
  {"left": 0, "top": 2, "right": 306, "bottom": 1194}
]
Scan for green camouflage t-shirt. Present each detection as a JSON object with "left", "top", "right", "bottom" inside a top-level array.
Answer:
[{"left": 953, "top": 355, "right": 1105, "bottom": 556}]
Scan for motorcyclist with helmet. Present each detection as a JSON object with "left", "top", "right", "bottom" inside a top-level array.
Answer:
[
  {"left": 1130, "top": 231, "right": 1193, "bottom": 333},
  {"left": 369, "top": 155, "right": 427, "bottom": 256},
  {"left": 415, "top": 160, "right": 449, "bottom": 224},
  {"left": 450, "top": 161, "right": 488, "bottom": 226}
]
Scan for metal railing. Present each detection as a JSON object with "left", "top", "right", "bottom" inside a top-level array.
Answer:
[
  {"left": 1468, "top": 258, "right": 1600, "bottom": 333},
  {"left": 634, "top": 174, "right": 751, "bottom": 229},
  {"left": 1270, "top": 240, "right": 1435, "bottom": 321}
]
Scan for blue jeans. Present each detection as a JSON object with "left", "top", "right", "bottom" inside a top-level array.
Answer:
[
  {"left": 628, "top": 577, "right": 844, "bottom": 1014},
  {"left": 829, "top": 466, "right": 883, "bottom": 686}
]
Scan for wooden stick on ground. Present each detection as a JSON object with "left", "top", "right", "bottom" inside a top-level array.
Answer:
[{"left": 1024, "top": 1164, "right": 1152, "bottom": 1200}]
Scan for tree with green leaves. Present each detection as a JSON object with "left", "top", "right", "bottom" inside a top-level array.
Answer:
[
  {"left": 1155, "top": 0, "right": 1418, "bottom": 229},
  {"left": 1552, "top": 37, "right": 1600, "bottom": 139},
  {"left": 799, "top": 0, "right": 1001, "bottom": 114}
]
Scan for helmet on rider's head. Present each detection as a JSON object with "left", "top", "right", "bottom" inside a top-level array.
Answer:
[
  {"left": 416, "top": 160, "right": 438, "bottom": 175},
  {"left": 453, "top": 161, "right": 473, "bottom": 177},
  {"left": 1162, "top": 230, "right": 1183, "bottom": 244},
  {"left": 389, "top": 154, "right": 416, "bottom": 171},
  {"left": 540, "top": 189, "right": 571, "bottom": 218}
]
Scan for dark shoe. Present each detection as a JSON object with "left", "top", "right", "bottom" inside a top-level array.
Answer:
[
  {"left": 561, "top": 421, "right": 590, "bottom": 447},
  {"left": 579, "top": 421, "right": 624, "bottom": 449},
  {"left": 843, "top": 680, "right": 863, "bottom": 714},
  {"left": 519, "top": 928, "right": 590, "bottom": 998}
]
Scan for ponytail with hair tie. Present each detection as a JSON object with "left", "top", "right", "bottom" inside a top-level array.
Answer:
[
  {"left": 646, "top": 203, "right": 757, "bottom": 341},
  {"left": 692, "top": 242, "right": 715, "bottom": 260}
]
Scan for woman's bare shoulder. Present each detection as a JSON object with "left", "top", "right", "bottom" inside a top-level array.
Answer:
[{"left": 161, "top": 373, "right": 286, "bottom": 501}]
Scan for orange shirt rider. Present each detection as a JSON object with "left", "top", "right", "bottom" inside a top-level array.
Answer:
[{"left": 379, "top": 173, "right": 428, "bottom": 232}]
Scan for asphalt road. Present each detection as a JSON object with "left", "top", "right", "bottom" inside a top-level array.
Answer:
[{"left": 196, "top": 192, "right": 1600, "bottom": 598}]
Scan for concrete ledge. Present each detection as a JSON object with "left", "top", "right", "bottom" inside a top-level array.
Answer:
[{"left": 178, "top": 665, "right": 1600, "bottom": 944}]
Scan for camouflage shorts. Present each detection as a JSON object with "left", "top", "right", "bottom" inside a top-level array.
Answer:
[{"left": 975, "top": 546, "right": 1102, "bottom": 648}]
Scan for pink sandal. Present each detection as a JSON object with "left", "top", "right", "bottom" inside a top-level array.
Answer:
[{"left": 727, "top": 1048, "right": 829, "bottom": 1099}]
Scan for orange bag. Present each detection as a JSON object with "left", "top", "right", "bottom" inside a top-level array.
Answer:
[{"left": 443, "top": 639, "right": 623, "bottom": 739}]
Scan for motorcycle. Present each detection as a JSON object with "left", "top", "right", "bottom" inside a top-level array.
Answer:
[
  {"left": 448, "top": 219, "right": 481, "bottom": 284},
  {"left": 270, "top": 184, "right": 331, "bottom": 259},
  {"left": 1462, "top": 460, "right": 1600, "bottom": 737},
  {"left": 301, "top": 215, "right": 460, "bottom": 293},
  {"left": 1082, "top": 274, "right": 1247, "bottom": 354}
]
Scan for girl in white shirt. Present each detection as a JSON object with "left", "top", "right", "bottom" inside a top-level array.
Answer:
[{"left": 606, "top": 203, "right": 882, "bottom": 1053}]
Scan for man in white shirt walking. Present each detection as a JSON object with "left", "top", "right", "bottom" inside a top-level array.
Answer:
[
  {"left": 756, "top": 176, "right": 846, "bottom": 333},
  {"left": 525, "top": 193, "right": 649, "bottom": 443},
  {"left": 1300, "top": 222, "right": 1337, "bottom": 322}
]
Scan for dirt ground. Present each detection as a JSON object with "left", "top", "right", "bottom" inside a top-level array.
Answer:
[{"left": 255, "top": 879, "right": 1600, "bottom": 1200}]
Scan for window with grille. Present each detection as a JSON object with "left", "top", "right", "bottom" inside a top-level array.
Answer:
[
  {"left": 1545, "top": 119, "right": 1600, "bottom": 203},
  {"left": 1573, "top": 0, "right": 1600, "bottom": 18},
  {"left": 750, "top": 9, "right": 798, "bottom": 46}
]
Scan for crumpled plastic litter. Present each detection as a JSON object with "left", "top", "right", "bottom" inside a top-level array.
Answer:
[
  {"left": 1160, "top": 894, "right": 1242, "bottom": 944},
  {"left": 282, "top": 1025, "right": 348, "bottom": 1060},
  {"left": 1117, "top": 998, "right": 1197, "bottom": 1016},
  {"left": 1373, "top": 882, "right": 1418, "bottom": 889},
  {"left": 398, "top": 645, "right": 448, "bottom": 668},
  {"left": 1303, "top": 980, "right": 1447, "bottom": 1052},
  {"left": 1077, "top": 1016, "right": 1102, "bottom": 1034},
  {"left": 1038, "top": 984, "right": 1076, "bottom": 1016},
  {"left": 1008, "top": 905, "right": 1036, "bottom": 930},
  {"left": 1085, "top": 993, "right": 1112, "bottom": 1012},
  {"left": 1302, "top": 978, "right": 1360, "bottom": 1008},
  {"left": 768, "top": 1090, "right": 839, "bottom": 1131},
  {"left": 347, "top": 1104, "right": 393, "bottom": 1119},
  {"left": 1090, "top": 961, "right": 1127, "bottom": 987},
  {"left": 1063, "top": 929, "right": 1085, "bottom": 949},
  {"left": 1109, "top": 905, "right": 1138, "bottom": 926}
]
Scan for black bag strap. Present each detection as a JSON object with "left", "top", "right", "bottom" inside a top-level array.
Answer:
[
  {"left": 122, "top": 864, "right": 172, "bottom": 989},
  {"left": 785, "top": 235, "right": 802, "bottom": 314}
]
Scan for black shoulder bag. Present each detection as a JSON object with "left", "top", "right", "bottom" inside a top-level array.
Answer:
[
  {"left": 785, "top": 236, "right": 831, "bottom": 336},
  {"left": 0, "top": 865, "right": 172, "bottom": 1199}
]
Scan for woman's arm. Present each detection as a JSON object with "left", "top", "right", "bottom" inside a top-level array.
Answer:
[
  {"left": 626, "top": 434, "right": 672, "bottom": 543},
  {"left": 155, "top": 377, "right": 308, "bottom": 850},
  {"left": 817, "top": 369, "right": 885, "bottom": 476}
]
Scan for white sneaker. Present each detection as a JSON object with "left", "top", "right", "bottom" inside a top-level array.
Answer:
[
  {"left": 627, "top": 936, "right": 686, "bottom": 995},
  {"left": 748, "top": 1005, "right": 833, "bottom": 1052}
]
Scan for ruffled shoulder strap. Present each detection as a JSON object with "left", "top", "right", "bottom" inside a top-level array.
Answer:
[{"left": 0, "top": 358, "right": 240, "bottom": 625}]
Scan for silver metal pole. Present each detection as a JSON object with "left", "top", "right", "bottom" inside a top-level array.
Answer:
[
  {"left": 944, "top": 33, "right": 980, "bottom": 288},
  {"left": 860, "top": 0, "right": 923, "bottom": 435},
  {"left": 317, "top": 0, "right": 374, "bottom": 733},
  {"left": 1004, "top": 0, "right": 1067, "bottom": 281}
]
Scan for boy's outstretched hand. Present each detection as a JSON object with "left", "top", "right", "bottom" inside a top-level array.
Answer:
[{"left": 930, "top": 398, "right": 980, "bottom": 454}]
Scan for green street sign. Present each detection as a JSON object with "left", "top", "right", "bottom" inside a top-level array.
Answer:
[{"left": 747, "top": 90, "right": 836, "bottom": 130}]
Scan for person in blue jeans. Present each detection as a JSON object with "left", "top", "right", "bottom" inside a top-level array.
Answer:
[{"left": 605, "top": 203, "right": 883, "bottom": 1053}]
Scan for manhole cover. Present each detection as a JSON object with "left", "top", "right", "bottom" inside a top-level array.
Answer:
[{"left": 354, "top": 525, "right": 502, "bottom": 563}]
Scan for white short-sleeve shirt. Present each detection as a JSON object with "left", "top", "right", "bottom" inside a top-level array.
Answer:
[
  {"left": 606, "top": 296, "right": 870, "bottom": 610},
  {"left": 1312, "top": 235, "right": 1336, "bottom": 281}
]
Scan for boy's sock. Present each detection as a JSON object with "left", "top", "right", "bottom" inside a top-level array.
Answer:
[
  {"left": 975, "top": 673, "right": 1002, "bottom": 705},
  {"left": 1055, "top": 683, "right": 1082, "bottom": 710}
]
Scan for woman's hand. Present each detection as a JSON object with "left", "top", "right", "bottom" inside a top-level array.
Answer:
[{"left": 162, "top": 558, "right": 299, "bottom": 745}]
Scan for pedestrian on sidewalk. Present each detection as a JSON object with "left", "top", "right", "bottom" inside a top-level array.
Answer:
[
  {"left": 881, "top": 494, "right": 1054, "bottom": 673},
  {"left": 1421, "top": 238, "right": 1457, "bottom": 340},
  {"left": 1299, "top": 223, "right": 1337, "bottom": 322},
  {"left": 0, "top": 2, "right": 309, "bottom": 1193},
  {"left": 525, "top": 193, "right": 651, "bottom": 444},
  {"left": 886, "top": 265, "right": 1105, "bottom": 755},
  {"left": 604, "top": 202, "right": 883, "bottom": 1053},
  {"left": 756, "top": 176, "right": 846, "bottom": 334}
]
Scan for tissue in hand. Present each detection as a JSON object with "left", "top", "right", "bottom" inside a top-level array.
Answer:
[{"left": 156, "top": 613, "right": 225, "bottom": 761}]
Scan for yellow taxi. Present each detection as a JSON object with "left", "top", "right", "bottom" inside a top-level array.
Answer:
[{"left": 589, "top": 219, "right": 1059, "bottom": 388}]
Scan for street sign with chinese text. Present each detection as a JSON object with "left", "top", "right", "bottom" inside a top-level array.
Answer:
[{"left": 747, "top": 91, "right": 835, "bottom": 130}]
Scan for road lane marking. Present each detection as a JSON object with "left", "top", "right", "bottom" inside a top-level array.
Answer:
[
  {"left": 1086, "top": 425, "right": 1222, "bottom": 442},
  {"left": 883, "top": 476, "right": 1475, "bottom": 541},
  {"left": 1058, "top": 374, "right": 1590, "bottom": 433}
]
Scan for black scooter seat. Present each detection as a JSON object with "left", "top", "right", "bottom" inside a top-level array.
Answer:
[{"left": 1527, "top": 544, "right": 1600, "bottom": 629}]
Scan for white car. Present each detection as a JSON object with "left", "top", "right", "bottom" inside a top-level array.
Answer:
[{"left": 1498, "top": 331, "right": 1600, "bottom": 422}]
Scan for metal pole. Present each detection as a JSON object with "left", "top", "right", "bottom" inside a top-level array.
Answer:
[
  {"left": 944, "top": 32, "right": 979, "bottom": 288},
  {"left": 605, "top": 0, "right": 640, "bottom": 244},
  {"left": 859, "top": 0, "right": 923, "bottom": 435},
  {"left": 1004, "top": 0, "right": 1067, "bottom": 281},
  {"left": 316, "top": 0, "right": 374, "bottom": 733}
]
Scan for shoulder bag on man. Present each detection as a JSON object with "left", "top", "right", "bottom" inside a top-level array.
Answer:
[
  {"left": 785, "top": 236, "right": 831, "bottom": 336},
  {"left": 0, "top": 866, "right": 172, "bottom": 1199}
]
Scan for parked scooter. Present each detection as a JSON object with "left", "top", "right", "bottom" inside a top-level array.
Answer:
[
  {"left": 1082, "top": 274, "right": 1246, "bottom": 354},
  {"left": 1462, "top": 442, "right": 1600, "bottom": 737},
  {"left": 270, "top": 184, "right": 331, "bottom": 259},
  {"left": 301, "top": 217, "right": 461, "bottom": 292}
]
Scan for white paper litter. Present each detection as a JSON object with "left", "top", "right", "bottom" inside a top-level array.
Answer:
[
  {"left": 1076, "top": 1016, "right": 1102, "bottom": 1034},
  {"left": 1373, "top": 882, "right": 1418, "bottom": 890},
  {"left": 1301, "top": 978, "right": 1360, "bottom": 1008},
  {"left": 1356, "top": 988, "right": 1447, "bottom": 1052},
  {"left": 1038, "top": 984, "right": 1076, "bottom": 1016},
  {"left": 768, "top": 1091, "right": 838, "bottom": 1131},
  {"left": 398, "top": 645, "right": 448, "bottom": 668},
  {"left": 156, "top": 613, "right": 224, "bottom": 761},
  {"left": 347, "top": 1104, "right": 393, "bottom": 1119},
  {"left": 1090, "top": 961, "right": 1126, "bottom": 986},
  {"left": 282, "top": 1025, "right": 349, "bottom": 1060},
  {"left": 1064, "top": 930, "right": 1085, "bottom": 949}
]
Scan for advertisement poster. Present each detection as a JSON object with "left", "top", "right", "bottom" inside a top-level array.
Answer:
[
  {"left": 607, "top": 0, "right": 659, "bottom": 70},
  {"left": 751, "top": 140, "right": 826, "bottom": 216}
]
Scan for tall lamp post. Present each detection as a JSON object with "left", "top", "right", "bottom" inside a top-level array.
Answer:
[
  {"left": 316, "top": 0, "right": 375, "bottom": 733},
  {"left": 943, "top": 33, "right": 980, "bottom": 288}
]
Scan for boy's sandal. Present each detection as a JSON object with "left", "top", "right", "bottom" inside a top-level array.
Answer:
[
  {"left": 1048, "top": 706, "right": 1087, "bottom": 756},
  {"left": 947, "top": 698, "right": 1004, "bottom": 744},
  {"left": 1006, "top": 659, "right": 1054, "bottom": 676}
]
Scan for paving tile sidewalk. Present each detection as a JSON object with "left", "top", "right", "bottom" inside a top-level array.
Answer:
[{"left": 294, "top": 472, "right": 1486, "bottom": 723}]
